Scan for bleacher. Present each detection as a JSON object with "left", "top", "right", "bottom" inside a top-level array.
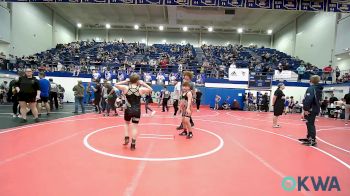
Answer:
[{"left": 4, "top": 41, "right": 334, "bottom": 82}]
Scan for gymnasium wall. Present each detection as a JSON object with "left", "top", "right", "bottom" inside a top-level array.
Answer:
[
  {"left": 0, "top": 5, "right": 10, "bottom": 44},
  {"left": 201, "top": 33, "right": 240, "bottom": 46},
  {"left": 273, "top": 22, "right": 295, "bottom": 56},
  {"left": 78, "top": 29, "right": 271, "bottom": 47},
  {"left": 334, "top": 14, "right": 350, "bottom": 55},
  {"left": 10, "top": 3, "right": 54, "bottom": 56},
  {"left": 273, "top": 12, "right": 337, "bottom": 68},
  {"left": 334, "top": 57, "right": 350, "bottom": 71},
  {"left": 294, "top": 12, "right": 337, "bottom": 68},
  {"left": 0, "top": 42, "right": 9, "bottom": 55},
  {"left": 2, "top": 3, "right": 76, "bottom": 57},
  {"left": 53, "top": 12, "right": 76, "bottom": 46}
]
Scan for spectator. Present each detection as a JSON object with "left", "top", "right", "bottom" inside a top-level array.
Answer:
[
  {"left": 173, "top": 79, "right": 181, "bottom": 117},
  {"left": 261, "top": 92, "right": 269, "bottom": 112},
  {"left": 284, "top": 96, "right": 290, "bottom": 115},
  {"left": 300, "top": 75, "right": 323, "bottom": 146},
  {"left": 73, "top": 80, "right": 85, "bottom": 114},
  {"left": 9, "top": 55, "right": 17, "bottom": 70},
  {"left": 58, "top": 85, "right": 65, "bottom": 107},
  {"left": 9, "top": 72, "right": 24, "bottom": 117},
  {"left": 49, "top": 78, "right": 59, "bottom": 110},
  {"left": 195, "top": 89, "right": 202, "bottom": 112},
  {"left": 37, "top": 72, "right": 51, "bottom": 116},
  {"left": 322, "top": 65, "right": 333, "bottom": 84},
  {"left": 156, "top": 72, "right": 165, "bottom": 85},
  {"left": 91, "top": 79, "right": 102, "bottom": 113},
  {"left": 329, "top": 94, "right": 338, "bottom": 104},
  {"left": 15, "top": 68, "right": 40, "bottom": 123},
  {"left": 231, "top": 99, "right": 240, "bottom": 110},
  {"left": 333, "top": 99, "right": 344, "bottom": 120},
  {"left": 272, "top": 83, "right": 286, "bottom": 128},
  {"left": 0, "top": 52, "right": 6, "bottom": 70},
  {"left": 104, "top": 83, "right": 118, "bottom": 117},
  {"left": 243, "top": 93, "right": 248, "bottom": 111},
  {"left": 341, "top": 73, "right": 349, "bottom": 83},
  {"left": 214, "top": 95, "right": 221, "bottom": 110},
  {"left": 335, "top": 66, "right": 341, "bottom": 83},
  {"left": 86, "top": 82, "right": 92, "bottom": 104},
  {"left": 320, "top": 97, "right": 329, "bottom": 117},
  {"left": 296, "top": 64, "right": 306, "bottom": 82},
  {"left": 0, "top": 81, "right": 9, "bottom": 103},
  {"left": 161, "top": 86, "right": 170, "bottom": 112},
  {"left": 344, "top": 90, "right": 350, "bottom": 125}
]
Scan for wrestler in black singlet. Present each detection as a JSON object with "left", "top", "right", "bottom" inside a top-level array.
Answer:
[
  {"left": 181, "top": 91, "right": 191, "bottom": 118},
  {"left": 124, "top": 84, "right": 141, "bottom": 123}
]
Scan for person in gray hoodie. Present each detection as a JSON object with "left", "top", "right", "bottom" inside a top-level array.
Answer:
[{"left": 299, "top": 75, "right": 323, "bottom": 146}]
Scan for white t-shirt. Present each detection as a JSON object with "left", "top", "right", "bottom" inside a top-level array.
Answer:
[
  {"left": 145, "top": 74, "right": 152, "bottom": 82},
  {"left": 157, "top": 75, "right": 165, "bottom": 84},
  {"left": 173, "top": 82, "right": 181, "bottom": 100},
  {"left": 93, "top": 72, "right": 100, "bottom": 80},
  {"left": 178, "top": 64, "right": 183, "bottom": 72}
]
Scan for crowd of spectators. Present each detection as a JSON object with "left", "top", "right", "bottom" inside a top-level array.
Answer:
[{"left": 1, "top": 41, "right": 349, "bottom": 83}]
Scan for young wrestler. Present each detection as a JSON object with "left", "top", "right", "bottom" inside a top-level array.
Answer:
[
  {"left": 114, "top": 74, "right": 153, "bottom": 150},
  {"left": 179, "top": 81, "right": 194, "bottom": 139}
]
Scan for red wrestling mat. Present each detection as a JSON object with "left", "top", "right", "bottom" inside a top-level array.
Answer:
[{"left": 1, "top": 107, "right": 349, "bottom": 196}]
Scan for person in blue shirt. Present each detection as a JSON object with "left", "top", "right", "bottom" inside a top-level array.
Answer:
[
  {"left": 284, "top": 96, "right": 290, "bottom": 115},
  {"left": 296, "top": 64, "right": 306, "bottom": 82},
  {"left": 299, "top": 75, "right": 323, "bottom": 146},
  {"left": 37, "top": 72, "right": 50, "bottom": 116}
]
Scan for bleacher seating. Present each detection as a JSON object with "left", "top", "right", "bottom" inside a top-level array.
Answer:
[{"left": 2, "top": 41, "right": 340, "bottom": 82}]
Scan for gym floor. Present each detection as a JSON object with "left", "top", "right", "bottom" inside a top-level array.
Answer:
[
  {"left": 0, "top": 106, "right": 349, "bottom": 195},
  {"left": 0, "top": 103, "right": 92, "bottom": 129}
]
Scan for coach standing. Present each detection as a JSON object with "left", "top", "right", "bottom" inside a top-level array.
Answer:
[
  {"left": 299, "top": 75, "right": 323, "bottom": 146},
  {"left": 73, "top": 80, "right": 85, "bottom": 114}
]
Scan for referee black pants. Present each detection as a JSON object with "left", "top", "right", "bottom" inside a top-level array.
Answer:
[{"left": 50, "top": 92, "right": 58, "bottom": 110}]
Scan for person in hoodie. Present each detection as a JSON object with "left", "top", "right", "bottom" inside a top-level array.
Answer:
[
  {"left": 299, "top": 75, "right": 323, "bottom": 146},
  {"left": 73, "top": 80, "right": 85, "bottom": 114}
]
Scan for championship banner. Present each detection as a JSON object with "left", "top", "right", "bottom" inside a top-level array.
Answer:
[
  {"left": 245, "top": 0, "right": 273, "bottom": 9},
  {"left": 274, "top": 70, "right": 292, "bottom": 80},
  {"left": 300, "top": 0, "right": 327, "bottom": 11},
  {"left": 229, "top": 68, "right": 249, "bottom": 81},
  {"left": 327, "top": 0, "right": 350, "bottom": 12},
  {"left": 3, "top": 0, "right": 350, "bottom": 13},
  {"left": 218, "top": 0, "right": 245, "bottom": 7},
  {"left": 191, "top": 0, "right": 217, "bottom": 6},
  {"left": 273, "top": 0, "right": 299, "bottom": 10}
]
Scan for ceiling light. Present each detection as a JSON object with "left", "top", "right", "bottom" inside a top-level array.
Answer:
[
  {"left": 208, "top": 27, "right": 213, "bottom": 32},
  {"left": 337, "top": 57, "right": 342, "bottom": 60},
  {"left": 202, "top": 41, "right": 207, "bottom": 45},
  {"left": 141, "top": 39, "right": 146, "bottom": 43},
  {"left": 162, "top": 39, "right": 166, "bottom": 43},
  {"left": 159, "top": 26, "right": 164, "bottom": 31},
  {"left": 267, "top": 29, "right": 273, "bottom": 35},
  {"left": 77, "top": 23, "right": 82, "bottom": 28},
  {"left": 237, "top": 28, "right": 243, "bottom": 33},
  {"left": 134, "top": 25, "right": 139, "bottom": 30},
  {"left": 106, "top": 24, "right": 111, "bottom": 29},
  {"left": 183, "top": 26, "right": 188, "bottom": 32}
]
